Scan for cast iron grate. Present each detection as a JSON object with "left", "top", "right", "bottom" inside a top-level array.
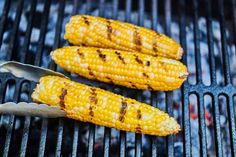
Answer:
[{"left": 0, "top": 0, "right": 236, "bottom": 156}]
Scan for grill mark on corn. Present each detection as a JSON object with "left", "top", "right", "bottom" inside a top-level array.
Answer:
[
  {"left": 160, "top": 62, "right": 167, "bottom": 72},
  {"left": 81, "top": 43, "right": 87, "bottom": 46},
  {"left": 115, "top": 51, "right": 126, "bottom": 64},
  {"left": 88, "top": 88, "right": 97, "bottom": 119},
  {"left": 134, "top": 54, "right": 143, "bottom": 65},
  {"left": 89, "top": 88, "right": 98, "bottom": 104},
  {"left": 82, "top": 16, "right": 90, "bottom": 25},
  {"left": 153, "top": 41, "right": 158, "bottom": 52},
  {"left": 88, "top": 66, "right": 96, "bottom": 78},
  {"left": 77, "top": 48, "right": 84, "bottom": 58},
  {"left": 137, "top": 109, "right": 142, "bottom": 120},
  {"left": 107, "top": 20, "right": 112, "bottom": 41},
  {"left": 146, "top": 84, "right": 154, "bottom": 90},
  {"left": 89, "top": 106, "right": 94, "bottom": 117},
  {"left": 133, "top": 27, "right": 142, "bottom": 51},
  {"left": 129, "top": 82, "right": 137, "bottom": 88},
  {"left": 119, "top": 99, "right": 127, "bottom": 123},
  {"left": 135, "top": 124, "right": 142, "bottom": 133},
  {"left": 142, "top": 72, "right": 149, "bottom": 78},
  {"left": 106, "top": 76, "right": 114, "bottom": 84},
  {"left": 146, "top": 61, "right": 150, "bottom": 66},
  {"left": 59, "top": 88, "right": 67, "bottom": 108},
  {"left": 152, "top": 33, "right": 160, "bottom": 52},
  {"left": 97, "top": 49, "right": 106, "bottom": 62}
]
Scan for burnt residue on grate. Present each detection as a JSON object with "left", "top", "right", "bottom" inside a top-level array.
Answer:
[{"left": 0, "top": 0, "right": 236, "bottom": 157}]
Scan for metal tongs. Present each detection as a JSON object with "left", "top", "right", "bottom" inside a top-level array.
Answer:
[{"left": 0, "top": 61, "right": 67, "bottom": 118}]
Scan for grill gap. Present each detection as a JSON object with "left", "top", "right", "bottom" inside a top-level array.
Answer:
[
  {"left": 218, "top": 95, "right": 231, "bottom": 155},
  {"left": 189, "top": 94, "right": 200, "bottom": 156}
]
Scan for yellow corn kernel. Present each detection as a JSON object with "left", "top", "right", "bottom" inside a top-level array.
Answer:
[
  {"left": 51, "top": 46, "right": 188, "bottom": 91},
  {"left": 32, "top": 76, "right": 180, "bottom": 136},
  {"left": 64, "top": 15, "right": 183, "bottom": 60}
]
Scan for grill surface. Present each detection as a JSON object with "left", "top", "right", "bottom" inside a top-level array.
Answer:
[{"left": 0, "top": 0, "right": 236, "bottom": 157}]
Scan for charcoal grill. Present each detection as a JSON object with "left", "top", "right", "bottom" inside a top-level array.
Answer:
[{"left": 0, "top": 0, "right": 236, "bottom": 156}]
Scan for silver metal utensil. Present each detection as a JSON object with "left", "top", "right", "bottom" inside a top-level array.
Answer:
[
  {"left": 0, "top": 61, "right": 67, "bottom": 117},
  {"left": 0, "top": 61, "right": 67, "bottom": 82}
]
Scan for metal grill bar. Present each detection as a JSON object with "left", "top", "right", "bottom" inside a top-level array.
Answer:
[
  {"left": 99, "top": 0, "right": 105, "bottom": 17},
  {"left": 37, "top": 1, "right": 51, "bottom": 155},
  {"left": 55, "top": 119, "right": 64, "bottom": 156},
  {"left": 212, "top": 96, "right": 223, "bottom": 157},
  {"left": 119, "top": 130, "right": 126, "bottom": 157},
  {"left": 166, "top": 92, "right": 174, "bottom": 156},
  {"left": 103, "top": 127, "right": 111, "bottom": 157},
  {"left": 119, "top": 90, "right": 127, "bottom": 157},
  {"left": 197, "top": 93, "right": 207, "bottom": 157},
  {"left": 20, "top": 0, "right": 37, "bottom": 63},
  {"left": 3, "top": 80, "right": 21, "bottom": 157},
  {"left": 138, "top": 0, "right": 144, "bottom": 26},
  {"left": 6, "top": 0, "right": 24, "bottom": 61},
  {"left": 125, "top": 0, "right": 131, "bottom": 23},
  {"left": 72, "top": 122, "right": 79, "bottom": 157},
  {"left": 0, "top": 0, "right": 11, "bottom": 48},
  {"left": 1, "top": 0, "right": 25, "bottom": 154},
  {"left": 103, "top": 1, "right": 120, "bottom": 156},
  {"left": 164, "top": 0, "right": 174, "bottom": 156},
  {"left": 151, "top": 1, "right": 158, "bottom": 156},
  {"left": 218, "top": 0, "right": 236, "bottom": 155},
  {"left": 192, "top": 1, "right": 207, "bottom": 157},
  {"left": 218, "top": 0, "right": 231, "bottom": 85},
  {"left": 38, "top": 118, "right": 48, "bottom": 157},
  {"left": 227, "top": 96, "right": 236, "bottom": 156},
  {"left": 86, "top": 0, "right": 91, "bottom": 14},
  {"left": 88, "top": 124, "right": 95, "bottom": 157},
  {"left": 206, "top": 0, "right": 217, "bottom": 85},
  {"left": 19, "top": 82, "right": 34, "bottom": 157},
  {"left": 164, "top": 0, "right": 171, "bottom": 35},
  {"left": 72, "top": 0, "right": 79, "bottom": 16},
  {"left": 34, "top": 0, "right": 51, "bottom": 66},
  {"left": 71, "top": 1, "right": 80, "bottom": 156},
  {"left": 112, "top": 0, "right": 119, "bottom": 19},
  {"left": 135, "top": 1, "right": 145, "bottom": 156},
  {"left": 119, "top": 1, "right": 132, "bottom": 157},
  {"left": 86, "top": 0, "right": 98, "bottom": 155},
  {"left": 53, "top": 1, "right": 65, "bottom": 155},
  {"left": 150, "top": 92, "right": 157, "bottom": 157},
  {"left": 151, "top": 0, "right": 157, "bottom": 32},
  {"left": 135, "top": 92, "right": 142, "bottom": 157},
  {"left": 179, "top": 0, "right": 191, "bottom": 156},
  {"left": 193, "top": 0, "right": 202, "bottom": 84},
  {"left": 231, "top": 0, "right": 236, "bottom": 47},
  {"left": 50, "top": 0, "right": 65, "bottom": 71},
  {"left": 18, "top": 1, "right": 37, "bottom": 153}
]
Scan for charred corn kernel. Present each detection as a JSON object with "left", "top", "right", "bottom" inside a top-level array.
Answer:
[
  {"left": 51, "top": 46, "right": 188, "bottom": 91},
  {"left": 32, "top": 76, "right": 180, "bottom": 136},
  {"left": 64, "top": 15, "right": 183, "bottom": 60}
]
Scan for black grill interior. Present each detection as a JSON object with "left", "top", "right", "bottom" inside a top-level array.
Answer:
[{"left": 0, "top": 0, "right": 236, "bottom": 156}]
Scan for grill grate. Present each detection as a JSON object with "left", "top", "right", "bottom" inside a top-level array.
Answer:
[{"left": 0, "top": 0, "right": 236, "bottom": 156}]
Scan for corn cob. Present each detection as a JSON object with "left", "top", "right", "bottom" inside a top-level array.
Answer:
[
  {"left": 64, "top": 15, "right": 183, "bottom": 60},
  {"left": 51, "top": 46, "right": 188, "bottom": 91},
  {"left": 32, "top": 76, "right": 180, "bottom": 136}
]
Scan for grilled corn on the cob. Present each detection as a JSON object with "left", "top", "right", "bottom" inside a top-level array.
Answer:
[
  {"left": 51, "top": 46, "right": 188, "bottom": 91},
  {"left": 32, "top": 76, "right": 180, "bottom": 136},
  {"left": 64, "top": 15, "right": 183, "bottom": 60}
]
